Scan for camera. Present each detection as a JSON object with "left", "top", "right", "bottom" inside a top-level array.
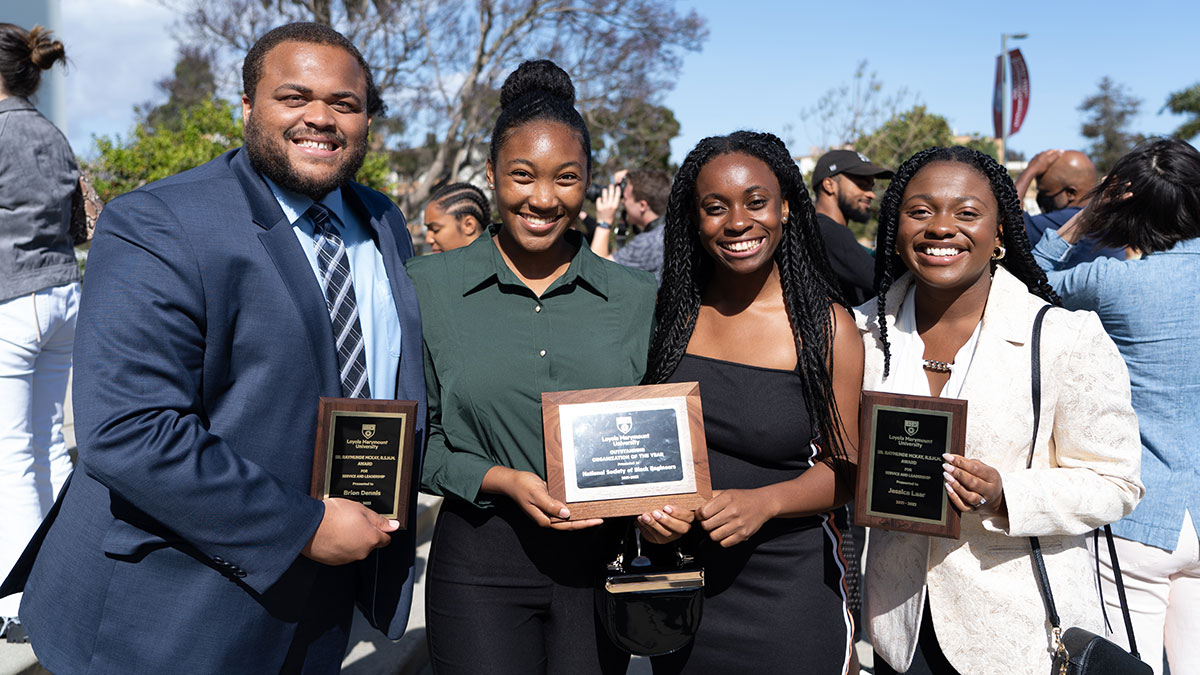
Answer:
[{"left": 585, "top": 178, "right": 626, "bottom": 202}]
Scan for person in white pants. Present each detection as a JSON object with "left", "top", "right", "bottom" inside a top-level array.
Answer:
[
  {"left": 0, "top": 22, "right": 83, "bottom": 642},
  {"left": 0, "top": 286, "right": 79, "bottom": 623},
  {"left": 1099, "top": 515, "right": 1200, "bottom": 675}
]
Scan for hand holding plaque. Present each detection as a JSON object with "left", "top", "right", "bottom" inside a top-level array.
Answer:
[
  {"left": 311, "top": 397, "right": 417, "bottom": 525},
  {"left": 854, "top": 391, "right": 966, "bottom": 539},
  {"left": 542, "top": 382, "right": 712, "bottom": 520}
]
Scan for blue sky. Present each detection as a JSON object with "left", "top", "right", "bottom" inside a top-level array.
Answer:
[{"left": 56, "top": 0, "right": 1200, "bottom": 165}]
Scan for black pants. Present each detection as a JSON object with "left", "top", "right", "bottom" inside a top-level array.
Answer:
[
  {"left": 425, "top": 498, "right": 629, "bottom": 675},
  {"left": 874, "top": 599, "right": 960, "bottom": 675}
]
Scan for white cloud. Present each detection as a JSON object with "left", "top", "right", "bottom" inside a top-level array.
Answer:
[{"left": 60, "top": 0, "right": 176, "bottom": 155}]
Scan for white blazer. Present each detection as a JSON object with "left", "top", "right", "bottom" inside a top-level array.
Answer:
[{"left": 856, "top": 267, "right": 1144, "bottom": 675}]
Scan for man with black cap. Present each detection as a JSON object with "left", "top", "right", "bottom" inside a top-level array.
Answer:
[{"left": 811, "top": 149, "right": 894, "bottom": 306}]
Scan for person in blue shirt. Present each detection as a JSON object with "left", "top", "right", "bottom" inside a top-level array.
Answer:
[{"left": 1031, "top": 137, "right": 1200, "bottom": 675}]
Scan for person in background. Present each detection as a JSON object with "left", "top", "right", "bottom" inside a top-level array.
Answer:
[
  {"left": 423, "top": 182, "right": 488, "bottom": 253},
  {"left": 409, "top": 59, "right": 657, "bottom": 674},
  {"left": 0, "top": 23, "right": 78, "bottom": 645},
  {"left": 860, "top": 146, "right": 1142, "bottom": 674},
  {"left": 812, "top": 149, "right": 894, "bottom": 306},
  {"left": 589, "top": 167, "right": 672, "bottom": 283},
  {"left": 1031, "top": 137, "right": 1200, "bottom": 675},
  {"left": 642, "top": 131, "right": 863, "bottom": 674},
  {"left": 1015, "top": 148, "right": 1123, "bottom": 264}
]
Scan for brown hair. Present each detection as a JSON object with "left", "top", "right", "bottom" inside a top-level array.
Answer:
[{"left": 0, "top": 24, "right": 66, "bottom": 98}]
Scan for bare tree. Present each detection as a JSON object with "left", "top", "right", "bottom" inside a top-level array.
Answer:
[
  {"left": 162, "top": 0, "right": 706, "bottom": 212},
  {"left": 799, "top": 60, "right": 916, "bottom": 153}
]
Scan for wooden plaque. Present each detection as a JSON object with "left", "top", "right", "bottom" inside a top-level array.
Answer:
[
  {"left": 542, "top": 382, "right": 711, "bottom": 519},
  {"left": 311, "top": 397, "right": 417, "bottom": 524},
  {"left": 854, "top": 390, "right": 967, "bottom": 539}
]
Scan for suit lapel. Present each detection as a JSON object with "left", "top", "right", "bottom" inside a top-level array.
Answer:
[{"left": 231, "top": 150, "right": 341, "bottom": 397}]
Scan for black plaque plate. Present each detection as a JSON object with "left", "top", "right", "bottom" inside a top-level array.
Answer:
[
  {"left": 542, "top": 383, "right": 711, "bottom": 519},
  {"left": 854, "top": 391, "right": 966, "bottom": 538},
  {"left": 311, "top": 397, "right": 417, "bottom": 524}
]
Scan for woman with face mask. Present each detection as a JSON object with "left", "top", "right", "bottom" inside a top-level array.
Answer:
[{"left": 859, "top": 146, "right": 1143, "bottom": 674}]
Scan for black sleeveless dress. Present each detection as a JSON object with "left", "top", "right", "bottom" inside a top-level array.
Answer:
[{"left": 652, "top": 354, "right": 854, "bottom": 674}]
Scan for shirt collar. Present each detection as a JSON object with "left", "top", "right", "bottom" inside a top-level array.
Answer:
[
  {"left": 262, "top": 176, "right": 348, "bottom": 229},
  {"left": 461, "top": 223, "right": 609, "bottom": 299},
  {"left": 1152, "top": 238, "right": 1200, "bottom": 256},
  {"left": 0, "top": 97, "right": 36, "bottom": 114}
]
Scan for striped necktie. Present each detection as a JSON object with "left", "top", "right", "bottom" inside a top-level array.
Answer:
[{"left": 310, "top": 203, "right": 371, "bottom": 398}]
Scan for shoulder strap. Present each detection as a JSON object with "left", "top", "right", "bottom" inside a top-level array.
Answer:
[
  {"left": 1025, "top": 305, "right": 1143, "bottom": 661},
  {"left": 1027, "top": 306, "right": 1060, "bottom": 628}
]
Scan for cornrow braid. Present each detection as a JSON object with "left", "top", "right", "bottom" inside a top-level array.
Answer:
[
  {"left": 872, "top": 145, "right": 1061, "bottom": 377},
  {"left": 430, "top": 182, "right": 489, "bottom": 226},
  {"left": 647, "top": 131, "right": 852, "bottom": 481}
]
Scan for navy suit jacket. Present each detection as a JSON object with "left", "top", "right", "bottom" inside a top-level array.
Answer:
[{"left": 7, "top": 148, "right": 426, "bottom": 674}]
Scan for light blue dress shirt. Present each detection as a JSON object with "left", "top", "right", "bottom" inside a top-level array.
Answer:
[
  {"left": 264, "top": 177, "right": 402, "bottom": 400},
  {"left": 1033, "top": 229, "right": 1200, "bottom": 551}
]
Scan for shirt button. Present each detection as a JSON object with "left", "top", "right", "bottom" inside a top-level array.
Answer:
[
  {"left": 535, "top": 305, "right": 542, "bottom": 313},
  {"left": 539, "top": 349, "right": 547, "bottom": 358}
]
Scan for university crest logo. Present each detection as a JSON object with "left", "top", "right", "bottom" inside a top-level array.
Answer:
[
  {"left": 616, "top": 416, "right": 633, "bottom": 435},
  {"left": 362, "top": 423, "right": 376, "bottom": 439},
  {"left": 904, "top": 420, "right": 919, "bottom": 436}
]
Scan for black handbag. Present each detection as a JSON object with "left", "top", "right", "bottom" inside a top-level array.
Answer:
[
  {"left": 595, "top": 521, "right": 704, "bottom": 656},
  {"left": 1025, "top": 305, "right": 1152, "bottom": 675}
]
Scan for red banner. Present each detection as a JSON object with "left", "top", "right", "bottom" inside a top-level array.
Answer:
[
  {"left": 1008, "top": 48, "right": 1029, "bottom": 135},
  {"left": 992, "top": 55, "right": 1003, "bottom": 138}
]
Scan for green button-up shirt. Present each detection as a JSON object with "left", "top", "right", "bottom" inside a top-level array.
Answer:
[{"left": 406, "top": 228, "right": 657, "bottom": 506}]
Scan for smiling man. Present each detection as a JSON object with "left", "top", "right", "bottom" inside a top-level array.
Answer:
[
  {"left": 812, "top": 149, "right": 894, "bottom": 305},
  {"left": 1, "top": 23, "right": 425, "bottom": 674}
]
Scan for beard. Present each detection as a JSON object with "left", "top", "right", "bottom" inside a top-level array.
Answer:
[
  {"left": 838, "top": 191, "right": 871, "bottom": 224},
  {"left": 244, "top": 113, "right": 367, "bottom": 200}
]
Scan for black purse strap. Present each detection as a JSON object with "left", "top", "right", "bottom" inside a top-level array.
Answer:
[{"left": 1024, "top": 305, "right": 1142, "bottom": 661}]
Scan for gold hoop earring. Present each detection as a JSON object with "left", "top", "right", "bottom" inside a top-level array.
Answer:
[{"left": 992, "top": 245, "right": 1006, "bottom": 260}]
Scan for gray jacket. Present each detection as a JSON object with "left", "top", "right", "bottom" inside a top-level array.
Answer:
[{"left": 0, "top": 96, "right": 80, "bottom": 301}]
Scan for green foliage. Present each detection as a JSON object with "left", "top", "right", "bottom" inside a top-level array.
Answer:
[
  {"left": 1163, "top": 82, "right": 1200, "bottom": 141},
  {"left": 854, "top": 105, "right": 954, "bottom": 174},
  {"left": 1079, "top": 77, "right": 1145, "bottom": 174},
  {"left": 144, "top": 45, "right": 219, "bottom": 132},
  {"left": 355, "top": 148, "right": 395, "bottom": 195},
  {"left": 588, "top": 98, "right": 681, "bottom": 178},
  {"left": 88, "top": 99, "right": 244, "bottom": 202}
]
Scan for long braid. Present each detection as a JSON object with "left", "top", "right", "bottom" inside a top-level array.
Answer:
[
  {"left": 873, "top": 146, "right": 1061, "bottom": 377},
  {"left": 647, "top": 131, "right": 852, "bottom": 480},
  {"left": 430, "top": 182, "right": 490, "bottom": 225}
]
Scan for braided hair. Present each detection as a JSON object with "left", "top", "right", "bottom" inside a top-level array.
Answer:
[
  {"left": 429, "top": 182, "right": 490, "bottom": 226},
  {"left": 489, "top": 60, "right": 591, "bottom": 173},
  {"left": 646, "top": 130, "right": 852, "bottom": 473},
  {"left": 872, "top": 146, "right": 1060, "bottom": 377}
]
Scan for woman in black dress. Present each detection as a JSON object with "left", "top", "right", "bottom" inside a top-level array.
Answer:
[{"left": 639, "top": 131, "right": 863, "bottom": 673}]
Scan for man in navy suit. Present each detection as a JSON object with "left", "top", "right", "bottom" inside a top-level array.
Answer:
[{"left": 1, "top": 23, "right": 425, "bottom": 673}]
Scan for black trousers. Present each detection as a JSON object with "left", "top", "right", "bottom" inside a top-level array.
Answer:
[
  {"left": 425, "top": 498, "right": 629, "bottom": 675},
  {"left": 874, "top": 599, "right": 960, "bottom": 675}
]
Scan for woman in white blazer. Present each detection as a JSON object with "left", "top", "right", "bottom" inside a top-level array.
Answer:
[{"left": 856, "top": 146, "right": 1144, "bottom": 675}]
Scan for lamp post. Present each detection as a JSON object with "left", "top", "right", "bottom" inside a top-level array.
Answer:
[{"left": 999, "top": 32, "right": 1028, "bottom": 165}]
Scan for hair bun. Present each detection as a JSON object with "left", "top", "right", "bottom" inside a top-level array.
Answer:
[
  {"left": 499, "top": 60, "right": 575, "bottom": 109},
  {"left": 26, "top": 26, "right": 65, "bottom": 70}
]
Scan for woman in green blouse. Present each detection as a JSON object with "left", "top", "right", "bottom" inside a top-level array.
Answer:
[{"left": 406, "top": 60, "right": 659, "bottom": 674}]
